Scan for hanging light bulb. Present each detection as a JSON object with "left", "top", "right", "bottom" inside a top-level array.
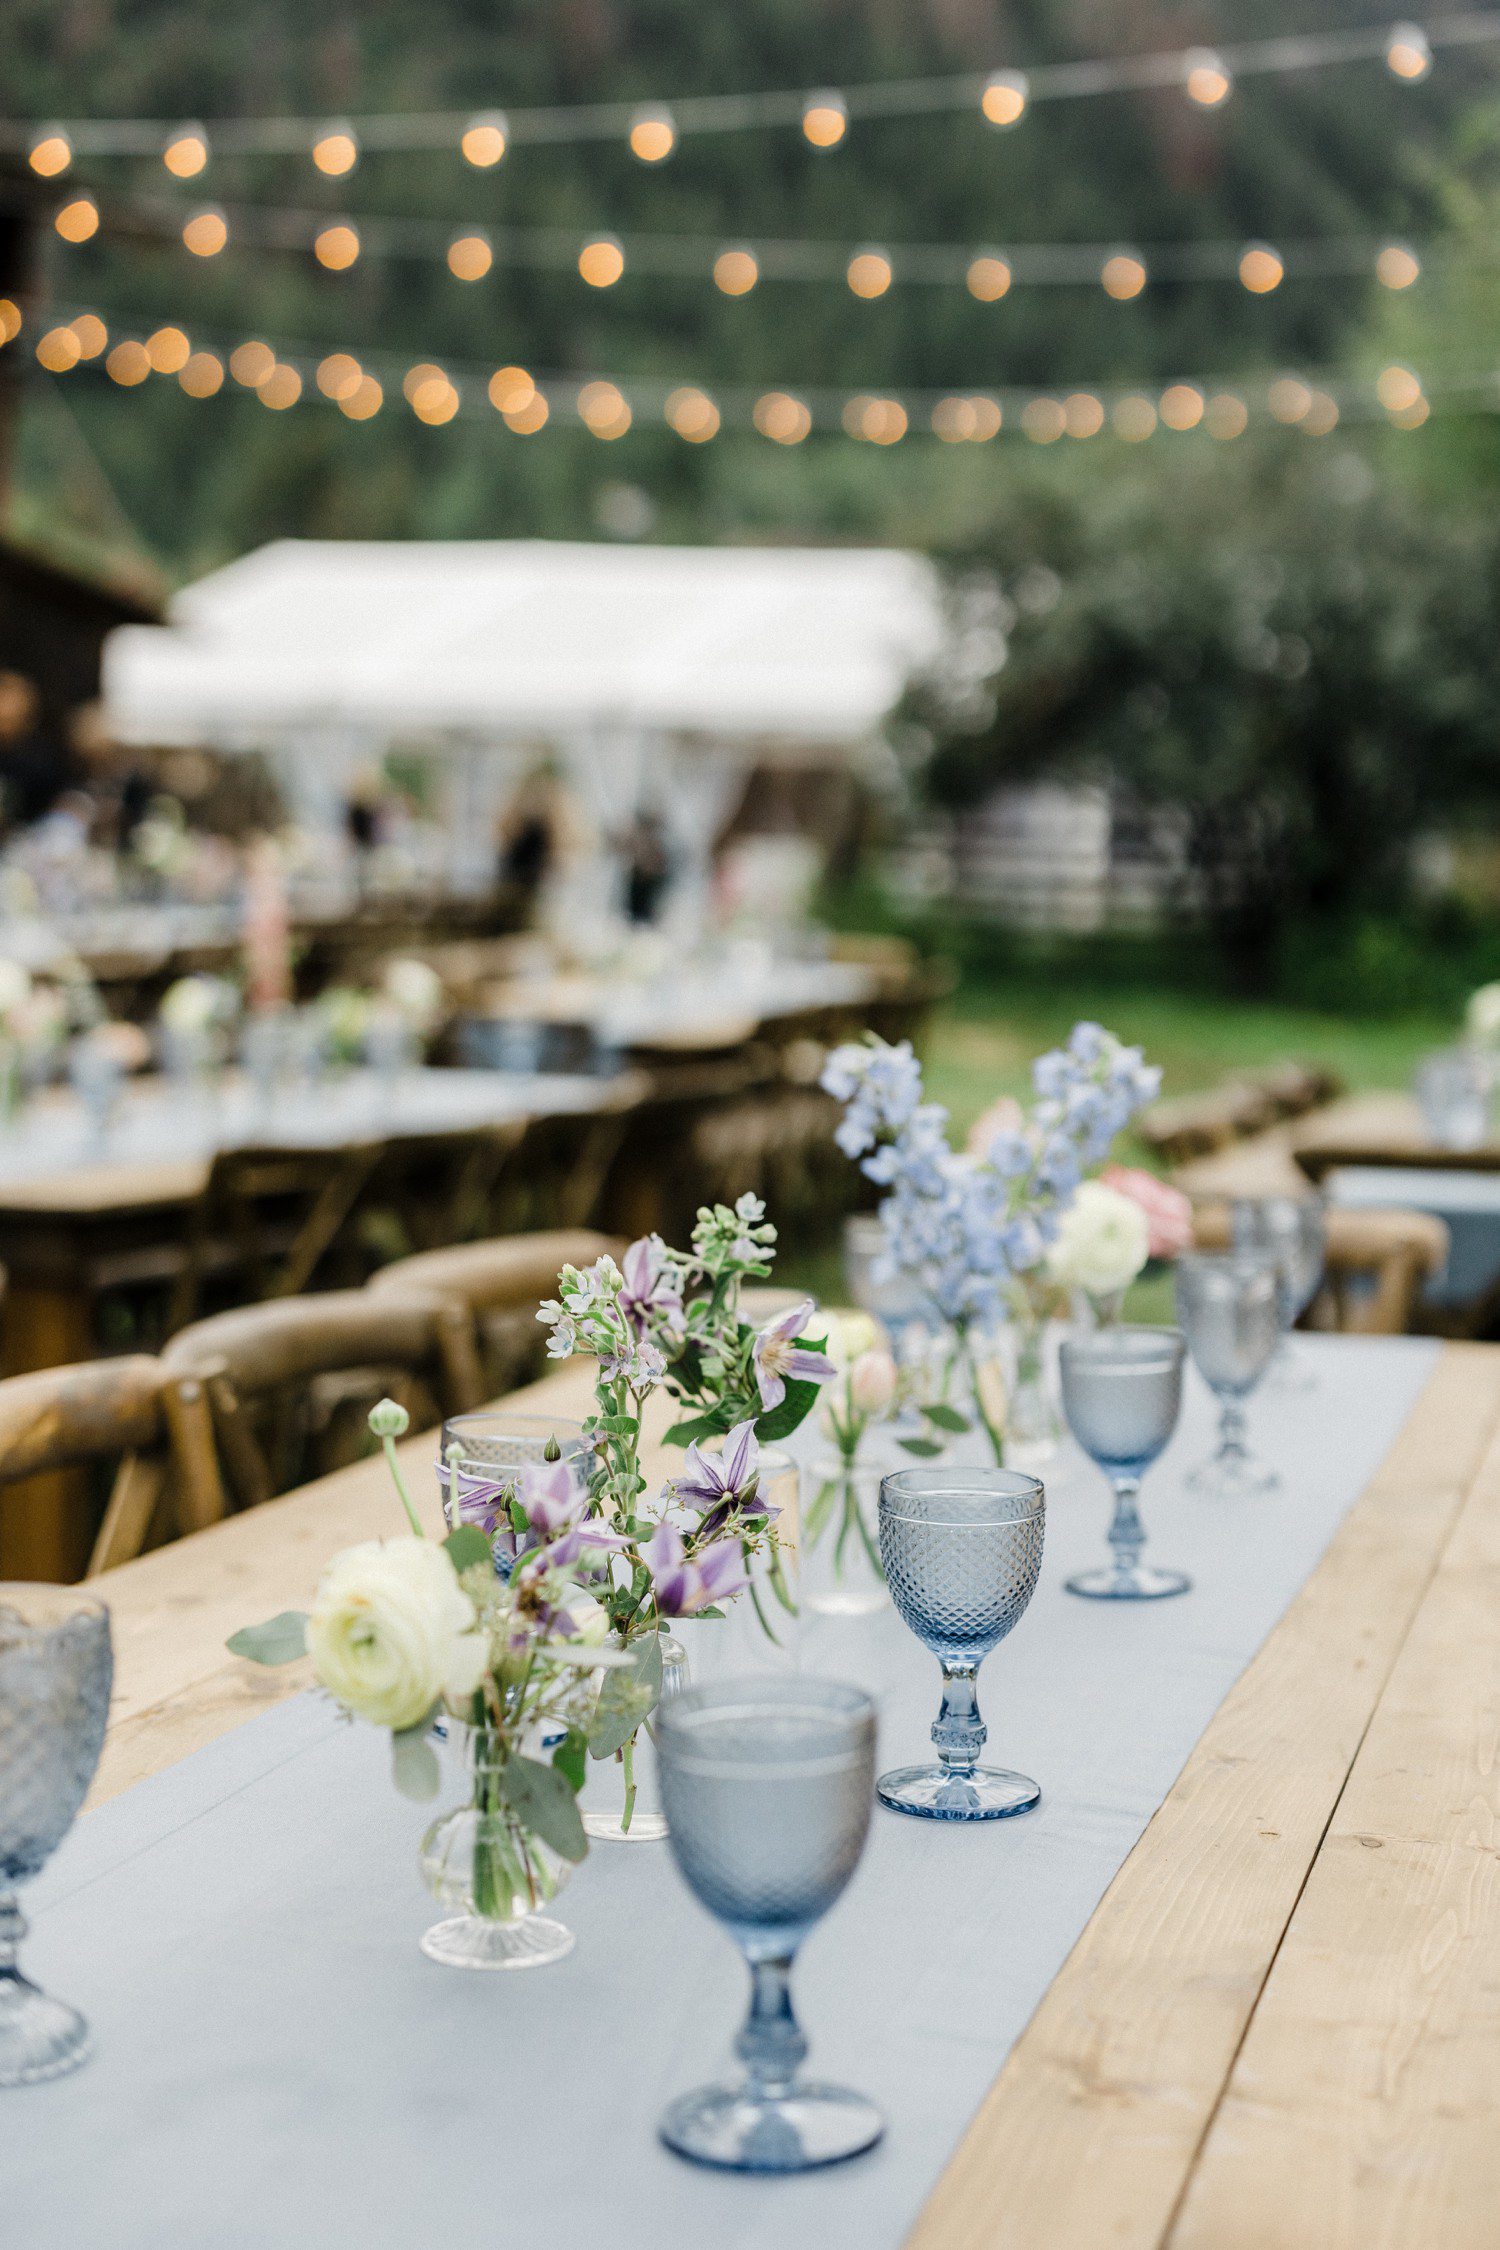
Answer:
[
  {"left": 628, "top": 105, "right": 676, "bottom": 162},
  {"left": 846, "top": 248, "right": 893, "bottom": 298},
  {"left": 801, "top": 92, "right": 847, "bottom": 148},
  {"left": 1112, "top": 395, "right": 1158, "bottom": 441},
  {"left": 316, "top": 352, "right": 364, "bottom": 401},
  {"left": 29, "top": 129, "right": 72, "bottom": 178},
  {"left": 754, "top": 391, "right": 812, "bottom": 443},
  {"left": 578, "top": 235, "right": 625, "bottom": 287},
  {"left": 53, "top": 196, "right": 99, "bottom": 244},
  {"left": 105, "top": 340, "right": 151, "bottom": 386},
  {"left": 146, "top": 325, "right": 191, "bottom": 374},
  {"left": 1239, "top": 243, "right": 1285, "bottom": 293},
  {"left": 980, "top": 71, "right": 1028, "bottom": 127},
  {"left": 1376, "top": 243, "right": 1421, "bottom": 289},
  {"left": 966, "top": 252, "right": 1012, "bottom": 301},
  {"left": 258, "top": 364, "right": 303, "bottom": 411},
  {"left": 340, "top": 375, "right": 384, "bottom": 420},
  {"left": 182, "top": 207, "right": 229, "bottom": 256},
  {"left": 461, "top": 111, "right": 508, "bottom": 167},
  {"left": 1101, "top": 252, "right": 1148, "bottom": 300},
  {"left": 69, "top": 313, "right": 107, "bottom": 359},
  {"left": 577, "top": 380, "right": 632, "bottom": 438},
  {"left": 1385, "top": 23, "right": 1432, "bottom": 79},
  {"left": 665, "top": 386, "right": 720, "bottom": 441},
  {"left": 312, "top": 123, "right": 359, "bottom": 176},
  {"left": 314, "top": 222, "right": 360, "bottom": 271},
  {"left": 163, "top": 125, "right": 209, "bottom": 177},
  {"left": 447, "top": 232, "right": 493, "bottom": 281},
  {"left": 1205, "top": 393, "right": 1249, "bottom": 438},
  {"left": 713, "top": 246, "right": 759, "bottom": 295},
  {"left": 35, "top": 326, "right": 82, "bottom": 373},
  {"left": 1183, "top": 48, "right": 1232, "bottom": 105},
  {"left": 179, "top": 351, "right": 225, "bottom": 397}
]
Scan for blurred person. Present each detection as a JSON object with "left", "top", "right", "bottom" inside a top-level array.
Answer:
[
  {"left": 497, "top": 762, "right": 561, "bottom": 911},
  {"left": 623, "top": 806, "right": 672, "bottom": 925},
  {"left": 0, "top": 672, "right": 75, "bottom": 830},
  {"left": 67, "top": 700, "right": 153, "bottom": 851}
]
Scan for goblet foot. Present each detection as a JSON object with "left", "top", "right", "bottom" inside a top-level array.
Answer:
[
  {"left": 1185, "top": 1450, "right": 1279, "bottom": 1499},
  {"left": 659, "top": 2079, "right": 884, "bottom": 2172},
  {"left": 419, "top": 1912, "right": 574, "bottom": 1971},
  {"left": 0, "top": 1971, "right": 91, "bottom": 2086},
  {"left": 1066, "top": 1563, "right": 1192, "bottom": 1601},
  {"left": 581, "top": 1808, "right": 668, "bottom": 1843},
  {"left": 876, "top": 1762, "right": 1040, "bottom": 1821},
  {"left": 1264, "top": 1342, "right": 1316, "bottom": 1394}
]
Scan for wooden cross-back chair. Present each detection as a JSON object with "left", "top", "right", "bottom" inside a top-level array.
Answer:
[
  {"left": 369, "top": 1227, "right": 617, "bottom": 1408},
  {"left": 167, "top": 1140, "right": 385, "bottom": 1333},
  {"left": 0, "top": 1354, "right": 222, "bottom": 1577},
  {"left": 1191, "top": 1204, "right": 1450, "bottom": 1337},
  {"left": 162, "top": 1291, "right": 472, "bottom": 1522},
  {"left": 348, "top": 1124, "right": 529, "bottom": 1272},
  {"left": 488, "top": 1102, "right": 635, "bottom": 1238}
]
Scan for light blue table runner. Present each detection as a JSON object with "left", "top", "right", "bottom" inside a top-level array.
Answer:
[{"left": 6, "top": 1335, "right": 1438, "bottom": 2250}]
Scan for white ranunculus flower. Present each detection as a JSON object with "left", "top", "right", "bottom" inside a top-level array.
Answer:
[
  {"left": 308, "top": 1538, "right": 487, "bottom": 1731},
  {"left": 160, "top": 973, "right": 230, "bottom": 1037},
  {"left": 1467, "top": 983, "right": 1500, "bottom": 1047},
  {"left": 1047, "top": 1181, "right": 1151, "bottom": 1295},
  {"left": 822, "top": 1309, "right": 883, "bottom": 1371},
  {"left": 382, "top": 956, "right": 445, "bottom": 1031}
]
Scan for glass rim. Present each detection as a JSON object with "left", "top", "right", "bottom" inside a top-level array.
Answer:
[
  {"left": 879, "top": 1465, "right": 1044, "bottom": 1526},
  {"left": 655, "top": 1677, "right": 875, "bottom": 1779},
  {"left": 440, "top": 1410, "right": 586, "bottom": 1437},
  {"left": 1176, "top": 1247, "right": 1282, "bottom": 1280},
  {"left": 1059, "top": 1323, "right": 1183, "bottom": 1370}
]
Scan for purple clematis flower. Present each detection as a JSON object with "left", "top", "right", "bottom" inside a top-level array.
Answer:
[
  {"left": 751, "top": 1299, "right": 834, "bottom": 1410},
  {"left": 672, "top": 1418, "right": 772, "bottom": 1537},
  {"left": 516, "top": 1458, "right": 587, "bottom": 1538},
  {"left": 641, "top": 1522, "right": 749, "bottom": 1616},
  {"left": 620, "top": 1235, "right": 685, "bottom": 1338}
]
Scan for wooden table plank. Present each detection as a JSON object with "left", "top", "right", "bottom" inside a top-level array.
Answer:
[
  {"left": 1291, "top": 1092, "right": 1500, "bottom": 1181},
  {"left": 904, "top": 1342, "right": 1500, "bottom": 2250},
  {"left": 1168, "top": 1385, "right": 1500, "bottom": 2247}
]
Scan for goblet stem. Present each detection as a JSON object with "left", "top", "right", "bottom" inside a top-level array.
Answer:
[
  {"left": 932, "top": 1660, "right": 986, "bottom": 1780},
  {"left": 1216, "top": 1397, "right": 1249, "bottom": 1467},
  {"left": 0, "top": 1891, "right": 24, "bottom": 1977},
  {"left": 736, "top": 1954, "right": 807, "bottom": 2098},
  {"left": 1106, "top": 1477, "right": 1146, "bottom": 1582}
]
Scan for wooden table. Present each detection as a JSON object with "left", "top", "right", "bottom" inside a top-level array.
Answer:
[
  {"left": 1291, "top": 1090, "right": 1500, "bottom": 1181},
  {"left": 88, "top": 1345, "right": 1500, "bottom": 2246}
]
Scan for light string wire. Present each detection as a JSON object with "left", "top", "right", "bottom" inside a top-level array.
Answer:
[
  {"left": 47, "top": 188, "right": 1438, "bottom": 290},
  {"left": 4, "top": 295, "right": 1456, "bottom": 441},
  {"left": 5, "top": 13, "right": 1493, "bottom": 160}
]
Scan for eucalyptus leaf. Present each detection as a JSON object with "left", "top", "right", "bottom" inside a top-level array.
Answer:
[
  {"left": 923, "top": 1404, "right": 971, "bottom": 1434},
  {"left": 899, "top": 1437, "right": 946, "bottom": 1458},
  {"left": 442, "top": 1525, "right": 493, "bottom": 1574},
  {"left": 390, "top": 1725, "right": 442, "bottom": 1802},
  {"left": 587, "top": 1631, "right": 664, "bottom": 1758},
  {"left": 754, "top": 1376, "right": 822, "bottom": 1443},
  {"left": 552, "top": 1728, "right": 587, "bottom": 1794},
  {"left": 500, "top": 1753, "right": 588, "bottom": 1861},
  {"left": 226, "top": 1611, "right": 308, "bottom": 1666}
]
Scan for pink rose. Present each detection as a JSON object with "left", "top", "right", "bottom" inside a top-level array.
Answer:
[{"left": 1099, "top": 1164, "right": 1195, "bottom": 1260}]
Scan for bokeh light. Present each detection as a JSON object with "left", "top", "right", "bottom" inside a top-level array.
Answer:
[
  {"left": 578, "top": 236, "right": 625, "bottom": 287},
  {"left": 313, "top": 127, "right": 358, "bottom": 176},
  {"left": 1239, "top": 244, "right": 1284, "bottom": 293},
  {"left": 1102, "top": 253, "right": 1147, "bottom": 300},
  {"left": 54, "top": 196, "right": 99, "bottom": 244},
  {"left": 447, "top": 232, "right": 493, "bottom": 281},
  {"left": 314, "top": 224, "right": 360, "bottom": 271},
  {"left": 461, "top": 113, "right": 508, "bottom": 167},
  {"left": 802, "top": 93, "right": 847, "bottom": 148},
  {"left": 179, "top": 351, "right": 224, "bottom": 397},
  {"left": 713, "top": 247, "right": 759, "bottom": 295},
  {"left": 163, "top": 128, "right": 208, "bottom": 177},
  {"left": 754, "top": 391, "right": 812, "bottom": 443},
  {"left": 846, "top": 249, "right": 892, "bottom": 299},
  {"left": 316, "top": 353, "right": 364, "bottom": 401},
  {"left": 182, "top": 207, "right": 228, "bottom": 256},
  {"left": 967, "top": 253, "right": 1012, "bottom": 302},
  {"left": 980, "top": 71, "right": 1028, "bottom": 126},
  {"left": 629, "top": 107, "right": 676, "bottom": 162},
  {"left": 36, "top": 327, "right": 82, "bottom": 373},
  {"left": 577, "top": 380, "right": 632, "bottom": 438},
  {"left": 146, "top": 325, "right": 191, "bottom": 373},
  {"left": 665, "top": 386, "right": 720, "bottom": 441},
  {"left": 106, "top": 340, "right": 151, "bottom": 386}
]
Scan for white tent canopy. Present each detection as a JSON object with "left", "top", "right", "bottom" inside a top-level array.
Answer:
[{"left": 103, "top": 538, "right": 944, "bottom": 759}]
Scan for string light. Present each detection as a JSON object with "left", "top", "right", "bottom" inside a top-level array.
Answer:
[
  {"left": 502, "top": 388, "right": 548, "bottom": 433},
  {"left": 314, "top": 223, "right": 360, "bottom": 271},
  {"left": 968, "top": 397, "right": 1003, "bottom": 440},
  {"left": 53, "top": 197, "right": 99, "bottom": 244},
  {"left": 0, "top": 301, "right": 20, "bottom": 344},
  {"left": 1113, "top": 394, "right": 1158, "bottom": 440},
  {"left": 1377, "top": 363, "right": 1423, "bottom": 411},
  {"left": 1101, "top": 252, "right": 1147, "bottom": 300},
  {"left": 1301, "top": 391, "right": 1340, "bottom": 432},
  {"left": 163, "top": 126, "right": 208, "bottom": 177},
  {"left": 754, "top": 391, "right": 811, "bottom": 443},
  {"left": 145, "top": 325, "right": 191, "bottom": 373},
  {"left": 713, "top": 246, "right": 759, "bottom": 295},
  {"left": 801, "top": 92, "right": 847, "bottom": 148},
  {"left": 316, "top": 352, "right": 364, "bottom": 401},
  {"left": 182, "top": 207, "right": 228, "bottom": 256},
  {"left": 578, "top": 235, "right": 625, "bottom": 287},
  {"left": 1376, "top": 242, "right": 1421, "bottom": 287},
  {"left": 179, "top": 350, "right": 224, "bottom": 397},
  {"left": 1239, "top": 243, "right": 1284, "bottom": 293},
  {"left": 628, "top": 106, "right": 677, "bottom": 162},
  {"left": 966, "top": 253, "right": 1012, "bottom": 302},
  {"left": 1205, "top": 392, "right": 1249, "bottom": 438},
  {"left": 1184, "top": 48, "right": 1232, "bottom": 105},
  {"left": 1268, "top": 375, "right": 1314, "bottom": 423},
  {"left": 1385, "top": 23, "right": 1432, "bottom": 78},
  {"left": 36, "top": 326, "right": 82, "bottom": 373},
  {"left": 844, "top": 395, "right": 906, "bottom": 443},
  {"left": 1390, "top": 392, "right": 1430, "bottom": 426},
  {"left": 410, "top": 370, "right": 460, "bottom": 424},
  {"left": 341, "top": 374, "right": 384, "bottom": 419},
  {"left": 932, "top": 396, "right": 976, "bottom": 441},
  {"left": 402, "top": 363, "right": 445, "bottom": 403},
  {"left": 258, "top": 363, "right": 302, "bottom": 409},
  {"left": 980, "top": 70, "right": 1028, "bottom": 126},
  {"left": 460, "top": 111, "right": 507, "bottom": 166},
  {"left": 447, "top": 231, "right": 493, "bottom": 281},
  {"left": 1064, "top": 391, "right": 1105, "bottom": 437},
  {"left": 846, "top": 248, "right": 892, "bottom": 299},
  {"left": 312, "top": 124, "right": 358, "bottom": 176},
  {"left": 488, "top": 365, "right": 535, "bottom": 413},
  {"left": 665, "top": 384, "right": 720, "bottom": 440},
  {"left": 578, "top": 379, "right": 631, "bottom": 437},
  {"left": 105, "top": 339, "right": 150, "bottom": 385},
  {"left": 1160, "top": 382, "right": 1205, "bottom": 431},
  {"left": 69, "top": 313, "right": 108, "bottom": 358},
  {"left": 29, "top": 130, "right": 71, "bottom": 177},
  {"left": 229, "top": 339, "right": 276, "bottom": 386}
]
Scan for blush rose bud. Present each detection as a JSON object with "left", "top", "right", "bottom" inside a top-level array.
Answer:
[{"left": 848, "top": 1348, "right": 898, "bottom": 1417}]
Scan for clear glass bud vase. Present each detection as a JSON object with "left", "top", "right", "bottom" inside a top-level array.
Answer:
[
  {"left": 1001, "top": 1311, "right": 1062, "bottom": 1470},
  {"left": 581, "top": 1632, "right": 689, "bottom": 1844},
  {"left": 419, "top": 1723, "right": 574, "bottom": 1970},
  {"left": 801, "top": 1458, "right": 887, "bottom": 1617}
]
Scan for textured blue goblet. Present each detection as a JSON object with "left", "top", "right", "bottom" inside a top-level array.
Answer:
[
  {"left": 655, "top": 1678, "right": 881, "bottom": 2173},
  {"left": 1175, "top": 1252, "right": 1282, "bottom": 1498},
  {"left": 1059, "top": 1325, "right": 1188, "bottom": 1600},
  {"left": 877, "top": 1467, "right": 1045, "bottom": 1821}
]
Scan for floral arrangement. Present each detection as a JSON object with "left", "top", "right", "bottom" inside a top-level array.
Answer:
[
  {"left": 159, "top": 972, "right": 240, "bottom": 1052},
  {"left": 501, "top": 1199, "right": 833, "bottom": 1828},
  {"left": 822, "top": 1023, "right": 1160, "bottom": 1459},
  {"left": 230, "top": 1400, "right": 625, "bottom": 1932}
]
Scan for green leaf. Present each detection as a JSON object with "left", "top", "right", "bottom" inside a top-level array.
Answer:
[
  {"left": 923, "top": 1404, "right": 970, "bottom": 1433},
  {"left": 693, "top": 1605, "right": 727, "bottom": 1620},
  {"left": 500, "top": 1753, "right": 588, "bottom": 1861},
  {"left": 551, "top": 1728, "right": 587, "bottom": 1795},
  {"left": 390, "top": 1724, "right": 441, "bottom": 1801},
  {"left": 597, "top": 1413, "right": 639, "bottom": 1436},
  {"left": 587, "top": 1631, "right": 663, "bottom": 1758},
  {"left": 442, "top": 1525, "right": 494, "bottom": 1574},
  {"left": 662, "top": 1409, "right": 730, "bottom": 1449},
  {"left": 226, "top": 1611, "right": 308, "bottom": 1665},
  {"left": 899, "top": 1437, "right": 946, "bottom": 1458},
  {"left": 754, "top": 1376, "right": 822, "bottom": 1443}
]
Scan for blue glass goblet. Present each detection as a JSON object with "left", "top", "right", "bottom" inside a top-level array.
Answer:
[
  {"left": 656, "top": 1678, "right": 881, "bottom": 2173},
  {"left": 1059, "top": 1325, "right": 1189, "bottom": 1600},
  {"left": 1175, "top": 1252, "right": 1282, "bottom": 1498},
  {"left": 877, "top": 1467, "right": 1045, "bottom": 1821}
]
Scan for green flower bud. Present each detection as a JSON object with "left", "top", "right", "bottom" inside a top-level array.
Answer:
[{"left": 368, "top": 1397, "right": 411, "bottom": 1441}]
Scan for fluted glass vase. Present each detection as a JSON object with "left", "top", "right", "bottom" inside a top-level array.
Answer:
[
  {"left": 581, "top": 1631, "right": 689, "bottom": 1843},
  {"left": 801, "top": 1458, "right": 887, "bottom": 1617},
  {"left": 419, "top": 1723, "right": 574, "bottom": 1971}
]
